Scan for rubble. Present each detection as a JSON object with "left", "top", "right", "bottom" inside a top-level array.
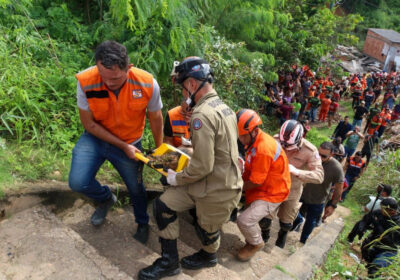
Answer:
[
  {"left": 333, "top": 45, "right": 383, "bottom": 73},
  {"left": 381, "top": 123, "right": 400, "bottom": 150}
]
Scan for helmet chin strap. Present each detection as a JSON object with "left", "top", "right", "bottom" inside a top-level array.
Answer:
[
  {"left": 244, "top": 128, "right": 258, "bottom": 153},
  {"left": 183, "top": 79, "right": 208, "bottom": 108}
]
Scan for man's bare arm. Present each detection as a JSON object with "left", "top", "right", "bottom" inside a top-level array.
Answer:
[
  {"left": 79, "top": 109, "right": 140, "bottom": 159},
  {"left": 148, "top": 109, "right": 163, "bottom": 148}
]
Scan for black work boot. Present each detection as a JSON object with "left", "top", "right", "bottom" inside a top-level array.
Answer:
[
  {"left": 138, "top": 238, "right": 180, "bottom": 280},
  {"left": 188, "top": 208, "right": 197, "bottom": 225},
  {"left": 90, "top": 193, "right": 117, "bottom": 226},
  {"left": 275, "top": 229, "right": 289, "bottom": 248},
  {"left": 180, "top": 249, "right": 217, "bottom": 270},
  {"left": 134, "top": 224, "right": 149, "bottom": 244},
  {"left": 229, "top": 208, "right": 238, "bottom": 222},
  {"left": 259, "top": 218, "right": 272, "bottom": 243}
]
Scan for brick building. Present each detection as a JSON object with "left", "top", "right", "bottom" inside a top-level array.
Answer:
[{"left": 363, "top": 28, "right": 400, "bottom": 71}]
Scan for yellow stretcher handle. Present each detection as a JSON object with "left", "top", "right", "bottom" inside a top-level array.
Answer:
[{"left": 135, "top": 152, "right": 168, "bottom": 177}]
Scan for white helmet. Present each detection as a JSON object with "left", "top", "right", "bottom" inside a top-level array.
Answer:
[{"left": 279, "top": 120, "right": 304, "bottom": 149}]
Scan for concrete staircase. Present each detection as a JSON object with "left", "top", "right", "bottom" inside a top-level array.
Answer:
[{"left": 0, "top": 188, "right": 349, "bottom": 280}]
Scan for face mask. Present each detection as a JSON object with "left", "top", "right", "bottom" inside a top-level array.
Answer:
[{"left": 186, "top": 97, "right": 192, "bottom": 106}]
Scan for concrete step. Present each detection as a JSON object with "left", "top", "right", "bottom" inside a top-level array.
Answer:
[
  {"left": 146, "top": 203, "right": 242, "bottom": 280},
  {"left": 0, "top": 205, "right": 132, "bottom": 280},
  {"left": 56, "top": 199, "right": 192, "bottom": 280},
  {"left": 0, "top": 183, "right": 351, "bottom": 280},
  {"left": 178, "top": 210, "right": 305, "bottom": 279}
]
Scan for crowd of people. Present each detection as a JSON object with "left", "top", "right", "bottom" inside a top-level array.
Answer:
[
  {"left": 67, "top": 40, "right": 399, "bottom": 280},
  {"left": 261, "top": 65, "right": 400, "bottom": 129}
]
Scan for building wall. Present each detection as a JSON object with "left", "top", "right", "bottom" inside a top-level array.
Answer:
[
  {"left": 363, "top": 30, "right": 389, "bottom": 63},
  {"left": 363, "top": 30, "right": 400, "bottom": 71}
]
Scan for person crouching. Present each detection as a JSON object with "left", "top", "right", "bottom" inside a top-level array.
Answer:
[{"left": 236, "top": 109, "right": 291, "bottom": 261}]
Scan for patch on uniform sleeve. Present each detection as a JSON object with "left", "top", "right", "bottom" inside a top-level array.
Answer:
[{"left": 192, "top": 118, "right": 202, "bottom": 130}]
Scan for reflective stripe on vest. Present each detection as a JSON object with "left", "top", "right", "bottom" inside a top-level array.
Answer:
[
  {"left": 168, "top": 106, "right": 190, "bottom": 147},
  {"left": 273, "top": 140, "right": 282, "bottom": 162},
  {"left": 349, "top": 157, "right": 364, "bottom": 169}
]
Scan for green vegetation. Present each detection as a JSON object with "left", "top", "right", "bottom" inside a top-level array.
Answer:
[
  {"left": 314, "top": 196, "right": 366, "bottom": 280},
  {"left": 314, "top": 150, "right": 400, "bottom": 279},
  {"left": 0, "top": 0, "right": 362, "bottom": 185},
  {"left": 342, "top": 0, "right": 400, "bottom": 36},
  {"left": 0, "top": 1, "right": 398, "bottom": 276}
]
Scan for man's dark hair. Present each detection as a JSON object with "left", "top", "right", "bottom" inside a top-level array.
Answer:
[
  {"left": 381, "top": 184, "right": 393, "bottom": 196},
  {"left": 355, "top": 151, "right": 362, "bottom": 157},
  {"left": 320, "top": 141, "right": 334, "bottom": 152},
  {"left": 344, "top": 115, "right": 349, "bottom": 119},
  {"left": 95, "top": 40, "right": 129, "bottom": 70}
]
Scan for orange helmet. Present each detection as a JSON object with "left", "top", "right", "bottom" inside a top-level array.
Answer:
[{"left": 236, "top": 109, "right": 262, "bottom": 136}]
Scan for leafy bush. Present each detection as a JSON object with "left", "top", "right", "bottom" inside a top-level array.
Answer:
[{"left": 351, "top": 151, "right": 400, "bottom": 205}]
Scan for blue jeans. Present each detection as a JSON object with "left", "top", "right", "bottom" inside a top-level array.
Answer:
[
  {"left": 368, "top": 251, "right": 397, "bottom": 276},
  {"left": 344, "top": 146, "right": 356, "bottom": 159},
  {"left": 352, "top": 118, "right": 362, "bottom": 128},
  {"left": 293, "top": 202, "right": 325, "bottom": 243},
  {"left": 291, "top": 112, "right": 299, "bottom": 120},
  {"left": 69, "top": 132, "right": 149, "bottom": 225},
  {"left": 341, "top": 173, "right": 357, "bottom": 201},
  {"left": 310, "top": 108, "right": 318, "bottom": 122}
]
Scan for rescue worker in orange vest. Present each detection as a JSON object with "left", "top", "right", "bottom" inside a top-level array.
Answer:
[
  {"left": 236, "top": 109, "right": 291, "bottom": 261},
  {"left": 259, "top": 120, "right": 324, "bottom": 248},
  {"left": 69, "top": 41, "right": 163, "bottom": 244},
  {"left": 342, "top": 151, "right": 366, "bottom": 201},
  {"left": 319, "top": 94, "right": 332, "bottom": 122},
  {"left": 378, "top": 106, "right": 391, "bottom": 138},
  {"left": 163, "top": 99, "right": 191, "bottom": 148},
  {"left": 367, "top": 114, "right": 382, "bottom": 136}
]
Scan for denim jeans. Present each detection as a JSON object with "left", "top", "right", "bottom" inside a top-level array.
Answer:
[
  {"left": 310, "top": 107, "right": 318, "bottom": 122},
  {"left": 341, "top": 173, "right": 357, "bottom": 201},
  {"left": 344, "top": 146, "right": 356, "bottom": 159},
  {"left": 69, "top": 132, "right": 149, "bottom": 225},
  {"left": 293, "top": 202, "right": 325, "bottom": 243},
  {"left": 352, "top": 118, "right": 362, "bottom": 128}
]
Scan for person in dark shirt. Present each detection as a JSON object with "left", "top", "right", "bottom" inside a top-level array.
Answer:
[
  {"left": 347, "top": 198, "right": 400, "bottom": 277},
  {"left": 363, "top": 103, "right": 380, "bottom": 134},
  {"left": 342, "top": 151, "right": 366, "bottom": 200},
  {"left": 364, "top": 87, "right": 375, "bottom": 109},
  {"left": 332, "top": 116, "right": 353, "bottom": 141},
  {"left": 277, "top": 99, "right": 293, "bottom": 125},
  {"left": 361, "top": 132, "right": 379, "bottom": 166},
  {"left": 308, "top": 95, "right": 321, "bottom": 123},
  {"left": 353, "top": 101, "right": 368, "bottom": 128}
]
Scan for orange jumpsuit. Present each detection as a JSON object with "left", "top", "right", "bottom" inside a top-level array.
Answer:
[{"left": 319, "top": 97, "right": 332, "bottom": 121}]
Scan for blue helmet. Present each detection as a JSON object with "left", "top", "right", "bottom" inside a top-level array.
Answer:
[{"left": 172, "top": 57, "right": 214, "bottom": 84}]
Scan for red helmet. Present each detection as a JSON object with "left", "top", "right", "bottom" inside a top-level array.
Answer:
[{"left": 236, "top": 109, "right": 262, "bottom": 136}]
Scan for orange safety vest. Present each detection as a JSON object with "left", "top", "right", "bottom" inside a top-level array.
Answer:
[
  {"left": 379, "top": 111, "right": 391, "bottom": 127},
  {"left": 349, "top": 157, "right": 365, "bottom": 168},
  {"left": 367, "top": 115, "right": 381, "bottom": 135},
  {"left": 348, "top": 157, "right": 365, "bottom": 177},
  {"left": 168, "top": 106, "right": 190, "bottom": 147},
  {"left": 242, "top": 131, "right": 291, "bottom": 204},
  {"left": 76, "top": 66, "right": 154, "bottom": 144}
]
